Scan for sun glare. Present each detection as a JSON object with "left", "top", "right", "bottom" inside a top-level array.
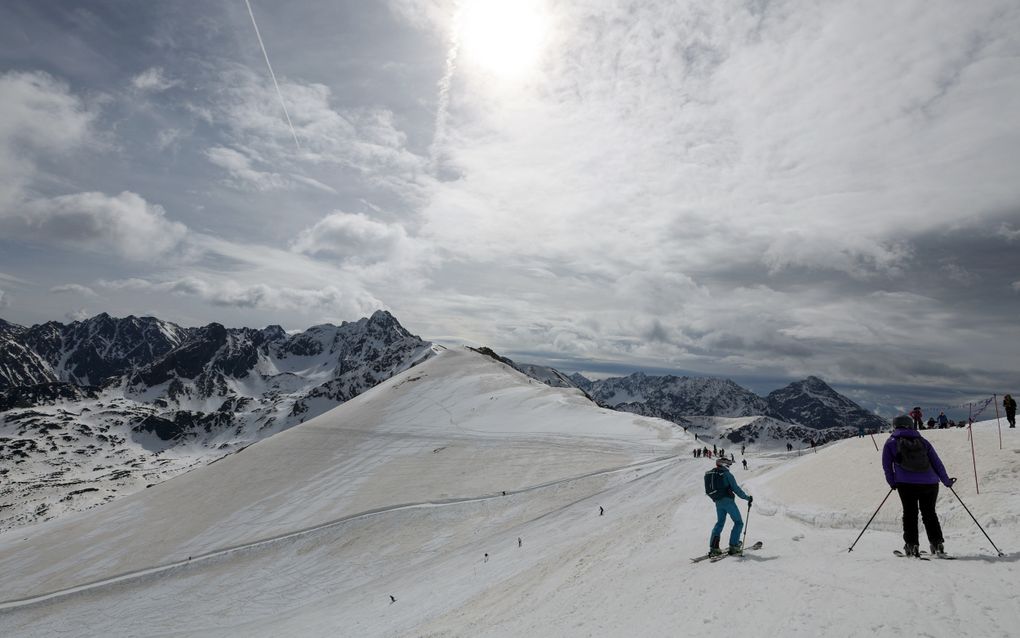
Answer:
[{"left": 456, "top": 0, "right": 548, "bottom": 78}]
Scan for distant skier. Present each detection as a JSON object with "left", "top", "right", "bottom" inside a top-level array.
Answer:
[
  {"left": 704, "top": 457, "right": 753, "bottom": 556},
  {"left": 926, "top": 417, "right": 936, "bottom": 429},
  {"left": 599, "top": 506, "right": 604, "bottom": 516},
  {"left": 484, "top": 553, "right": 489, "bottom": 562},
  {"left": 909, "top": 406, "right": 923, "bottom": 429},
  {"left": 713, "top": 444, "right": 717, "bottom": 455},
  {"left": 786, "top": 442, "right": 793, "bottom": 452},
  {"left": 1004, "top": 394, "right": 1016, "bottom": 428},
  {"left": 741, "top": 444, "right": 745, "bottom": 455},
  {"left": 883, "top": 415, "right": 957, "bottom": 557},
  {"left": 389, "top": 595, "right": 396, "bottom": 604},
  {"left": 858, "top": 423, "right": 865, "bottom": 438},
  {"left": 937, "top": 411, "right": 949, "bottom": 429},
  {"left": 742, "top": 459, "right": 748, "bottom": 470},
  {"left": 518, "top": 537, "right": 522, "bottom": 548}
]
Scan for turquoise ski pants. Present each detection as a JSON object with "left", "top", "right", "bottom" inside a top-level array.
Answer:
[{"left": 711, "top": 498, "right": 744, "bottom": 547}]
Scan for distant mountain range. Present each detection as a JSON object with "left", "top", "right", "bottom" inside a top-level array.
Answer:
[
  {"left": 0, "top": 311, "right": 435, "bottom": 530},
  {"left": 569, "top": 371, "right": 887, "bottom": 432},
  {"left": 2, "top": 312, "right": 887, "bottom": 532},
  {"left": 477, "top": 351, "right": 888, "bottom": 441}
]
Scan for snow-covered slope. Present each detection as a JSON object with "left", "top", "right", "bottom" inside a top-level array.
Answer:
[{"left": 0, "top": 352, "right": 1016, "bottom": 637}]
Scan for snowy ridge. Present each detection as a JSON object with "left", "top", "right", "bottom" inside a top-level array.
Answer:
[
  {"left": 766, "top": 375, "right": 887, "bottom": 432},
  {"left": 0, "top": 351, "right": 1016, "bottom": 637},
  {"left": 0, "top": 310, "right": 434, "bottom": 531},
  {"left": 560, "top": 370, "right": 884, "bottom": 433}
]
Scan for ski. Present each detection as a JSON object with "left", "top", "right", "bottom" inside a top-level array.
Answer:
[
  {"left": 893, "top": 550, "right": 930, "bottom": 561},
  {"left": 702, "top": 541, "right": 763, "bottom": 563}
]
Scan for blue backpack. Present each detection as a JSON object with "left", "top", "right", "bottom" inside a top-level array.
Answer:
[{"left": 704, "top": 467, "right": 733, "bottom": 501}]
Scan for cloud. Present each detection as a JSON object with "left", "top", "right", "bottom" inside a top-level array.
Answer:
[
  {"left": 131, "top": 67, "right": 178, "bottom": 93},
  {"left": 205, "top": 65, "right": 427, "bottom": 203},
  {"left": 290, "top": 211, "right": 414, "bottom": 264},
  {"left": 0, "top": 288, "right": 8, "bottom": 309},
  {"left": 97, "top": 275, "right": 381, "bottom": 317},
  {"left": 65, "top": 308, "right": 91, "bottom": 321},
  {"left": 1012, "top": 281, "right": 1020, "bottom": 292},
  {"left": 0, "top": 72, "right": 189, "bottom": 262},
  {"left": 156, "top": 128, "right": 184, "bottom": 151},
  {"left": 204, "top": 145, "right": 337, "bottom": 193},
  {"left": 0, "top": 272, "right": 31, "bottom": 286},
  {"left": 205, "top": 145, "right": 290, "bottom": 190},
  {"left": 999, "top": 224, "right": 1020, "bottom": 242},
  {"left": 0, "top": 70, "right": 96, "bottom": 210},
  {"left": 50, "top": 284, "right": 98, "bottom": 297},
  {"left": 11, "top": 191, "right": 187, "bottom": 260}
]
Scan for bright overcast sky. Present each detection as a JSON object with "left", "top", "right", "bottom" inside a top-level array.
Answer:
[{"left": 0, "top": 0, "right": 1018, "bottom": 413}]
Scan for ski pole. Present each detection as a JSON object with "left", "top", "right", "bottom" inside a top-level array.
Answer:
[
  {"left": 949, "top": 485, "right": 1006, "bottom": 557},
  {"left": 741, "top": 499, "right": 752, "bottom": 549},
  {"left": 848, "top": 488, "right": 893, "bottom": 552}
]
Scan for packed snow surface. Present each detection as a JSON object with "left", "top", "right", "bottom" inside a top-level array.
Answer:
[{"left": 0, "top": 348, "right": 1017, "bottom": 637}]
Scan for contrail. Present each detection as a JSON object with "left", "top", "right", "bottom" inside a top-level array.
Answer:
[
  {"left": 429, "top": 16, "right": 462, "bottom": 173},
  {"left": 244, "top": 0, "right": 301, "bottom": 150}
]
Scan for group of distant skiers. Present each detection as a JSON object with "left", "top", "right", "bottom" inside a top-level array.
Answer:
[
  {"left": 692, "top": 444, "right": 735, "bottom": 460},
  {"left": 907, "top": 406, "right": 967, "bottom": 430},
  {"left": 905, "top": 396, "right": 1017, "bottom": 430}
]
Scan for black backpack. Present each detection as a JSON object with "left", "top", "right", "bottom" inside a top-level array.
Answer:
[
  {"left": 895, "top": 436, "right": 931, "bottom": 472},
  {"left": 704, "top": 467, "right": 733, "bottom": 501}
]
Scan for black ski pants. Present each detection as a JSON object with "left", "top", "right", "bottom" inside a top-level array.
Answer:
[{"left": 896, "top": 483, "right": 944, "bottom": 546}]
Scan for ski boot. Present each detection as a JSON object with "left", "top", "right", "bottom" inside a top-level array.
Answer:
[
  {"left": 728, "top": 542, "right": 743, "bottom": 556},
  {"left": 709, "top": 536, "right": 723, "bottom": 557},
  {"left": 930, "top": 542, "right": 946, "bottom": 557},
  {"left": 903, "top": 543, "right": 921, "bottom": 557}
]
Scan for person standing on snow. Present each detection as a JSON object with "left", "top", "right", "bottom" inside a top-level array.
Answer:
[
  {"left": 937, "top": 411, "right": 949, "bottom": 429},
  {"left": 909, "top": 406, "right": 923, "bottom": 429},
  {"left": 704, "top": 457, "right": 753, "bottom": 556},
  {"left": 882, "top": 415, "right": 956, "bottom": 557},
  {"left": 1004, "top": 394, "right": 1016, "bottom": 428}
]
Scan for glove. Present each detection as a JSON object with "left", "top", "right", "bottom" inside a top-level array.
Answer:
[
  {"left": 946, "top": 477, "right": 957, "bottom": 487},
  {"left": 747, "top": 495, "right": 754, "bottom": 504},
  {"left": 889, "top": 484, "right": 897, "bottom": 491}
]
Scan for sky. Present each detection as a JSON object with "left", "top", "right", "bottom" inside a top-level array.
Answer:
[{"left": 0, "top": 0, "right": 1018, "bottom": 415}]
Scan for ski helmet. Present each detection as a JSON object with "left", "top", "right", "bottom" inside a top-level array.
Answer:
[{"left": 716, "top": 457, "right": 734, "bottom": 467}]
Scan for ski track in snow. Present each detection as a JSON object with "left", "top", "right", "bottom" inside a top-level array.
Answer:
[
  {"left": 0, "top": 454, "right": 679, "bottom": 611},
  {"left": 0, "top": 349, "right": 1018, "bottom": 637}
]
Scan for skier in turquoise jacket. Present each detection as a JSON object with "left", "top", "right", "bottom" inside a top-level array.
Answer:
[{"left": 705, "top": 457, "right": 753, "bottom": 555}]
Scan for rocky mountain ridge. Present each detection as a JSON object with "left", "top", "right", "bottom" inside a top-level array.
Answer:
[{"left": 0, "top": 310, "right": 435, "bottom": 530}]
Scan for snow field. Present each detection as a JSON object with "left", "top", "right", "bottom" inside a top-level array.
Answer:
[{"left": 0, "top": 349, "right": 1017, "bottom": 637}]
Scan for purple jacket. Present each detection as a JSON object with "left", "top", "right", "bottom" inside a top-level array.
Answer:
[{"left": 882, "top": 429, "right": 952, "bottom": 487}]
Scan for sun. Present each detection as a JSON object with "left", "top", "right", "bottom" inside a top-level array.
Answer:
[{"left": 455, "top": 0, "right": 549, "bottom": 78}]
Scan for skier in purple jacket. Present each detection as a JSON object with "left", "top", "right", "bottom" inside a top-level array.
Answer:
[{"left": 882, "top": 415, "right": 956, "bottom": 557}]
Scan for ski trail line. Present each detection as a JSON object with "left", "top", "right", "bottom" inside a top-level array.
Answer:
[{"left": 0, "top": 453, "right": 684, "bottom": 610}]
